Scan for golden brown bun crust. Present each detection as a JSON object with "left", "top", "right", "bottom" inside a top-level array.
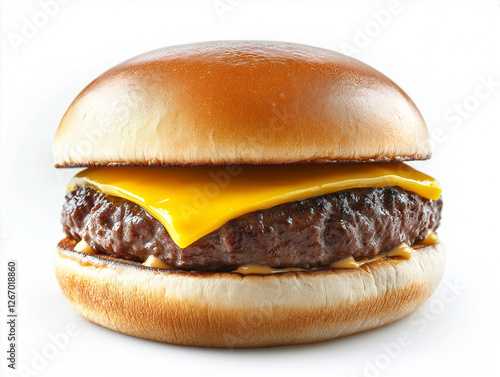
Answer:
[
  {"left": 54, "top": 41, "right": 430, "bottom": 167},
  {"left": 54, "top": 239, "right": 445, "bottom": 348}
]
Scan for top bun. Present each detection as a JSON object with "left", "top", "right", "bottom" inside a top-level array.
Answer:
[{"left": 54, "top": 41, "right": 430, "bottom": 167}]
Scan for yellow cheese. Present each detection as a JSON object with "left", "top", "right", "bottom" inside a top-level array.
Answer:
[
  {"left": 142, "top": 255, "right": 174, "bottom": 270},
  {"left": 67, "top": 163, "right": 441, "bottom": 248},
  {"left": 232, "top": 242, "right": 416, "bottom": 275},
  {"left": 419, "top": 231, "right": 439, "bottom": 246},
  {"left": 386, "top": 243, "right": 413, "bottom": 258},
  {"left": 73, "top": 239, "right": 96, "bottom": 254},
  {"left": 139, "top": 240, "right": 422, "bottom": 274},
  {"left": 233, "top": 265, "right": 305, "bottom": 274}
]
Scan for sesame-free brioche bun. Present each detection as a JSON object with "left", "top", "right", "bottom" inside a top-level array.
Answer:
[
  {"left": 54, "top": 239, "right": 445, "bottom": 348},
  {"left": 54, "top": 41, "right": 430, "bottom": 167}
]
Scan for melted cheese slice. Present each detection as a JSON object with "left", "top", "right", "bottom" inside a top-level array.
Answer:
[{"left": 67, "top": 163, "right": 441, "bottom": 248}]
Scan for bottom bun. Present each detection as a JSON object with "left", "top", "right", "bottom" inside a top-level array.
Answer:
[{"left": 54, "top": 239, "right": 445, "bottom": 348}]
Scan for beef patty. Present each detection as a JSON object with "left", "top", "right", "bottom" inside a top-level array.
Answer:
[{"left": 61, "top": 186, "right": 442, "bottom": 271}]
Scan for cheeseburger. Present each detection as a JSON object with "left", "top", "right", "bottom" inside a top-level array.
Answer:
[{"left": 54, "top": 41, "right": 444, "bottom": 348}]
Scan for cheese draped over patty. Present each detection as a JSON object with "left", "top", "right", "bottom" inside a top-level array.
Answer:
[{"left": 67, "top": 163, "right": 441, "bottom": 248}]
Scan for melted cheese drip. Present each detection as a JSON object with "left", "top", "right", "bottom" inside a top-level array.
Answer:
[
  {"left": 68, "top": 163, "right": 441, "bottom": 248},
  {"left": 419, "top": 231, "right": 439, "bottom": 246},
  {"left": 233, "top": 242, "right": 415, "bottom": 275},
  {"left": 142, "top": 255, "right": 174, "bottom": 269},
  {"left": 139, "top": 239, "right": 437, "bottom": 274},
  {"left": 73, "top": 239, "right": 96, "bottom": 254}
]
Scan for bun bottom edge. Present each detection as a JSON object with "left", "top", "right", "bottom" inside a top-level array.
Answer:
[{"left": 54, "top": 241, "right": 445, "bottom": 348}]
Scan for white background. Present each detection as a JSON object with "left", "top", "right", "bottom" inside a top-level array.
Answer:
[{"left": 1, "top": 1, "right": 499, "bottom": 376}]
